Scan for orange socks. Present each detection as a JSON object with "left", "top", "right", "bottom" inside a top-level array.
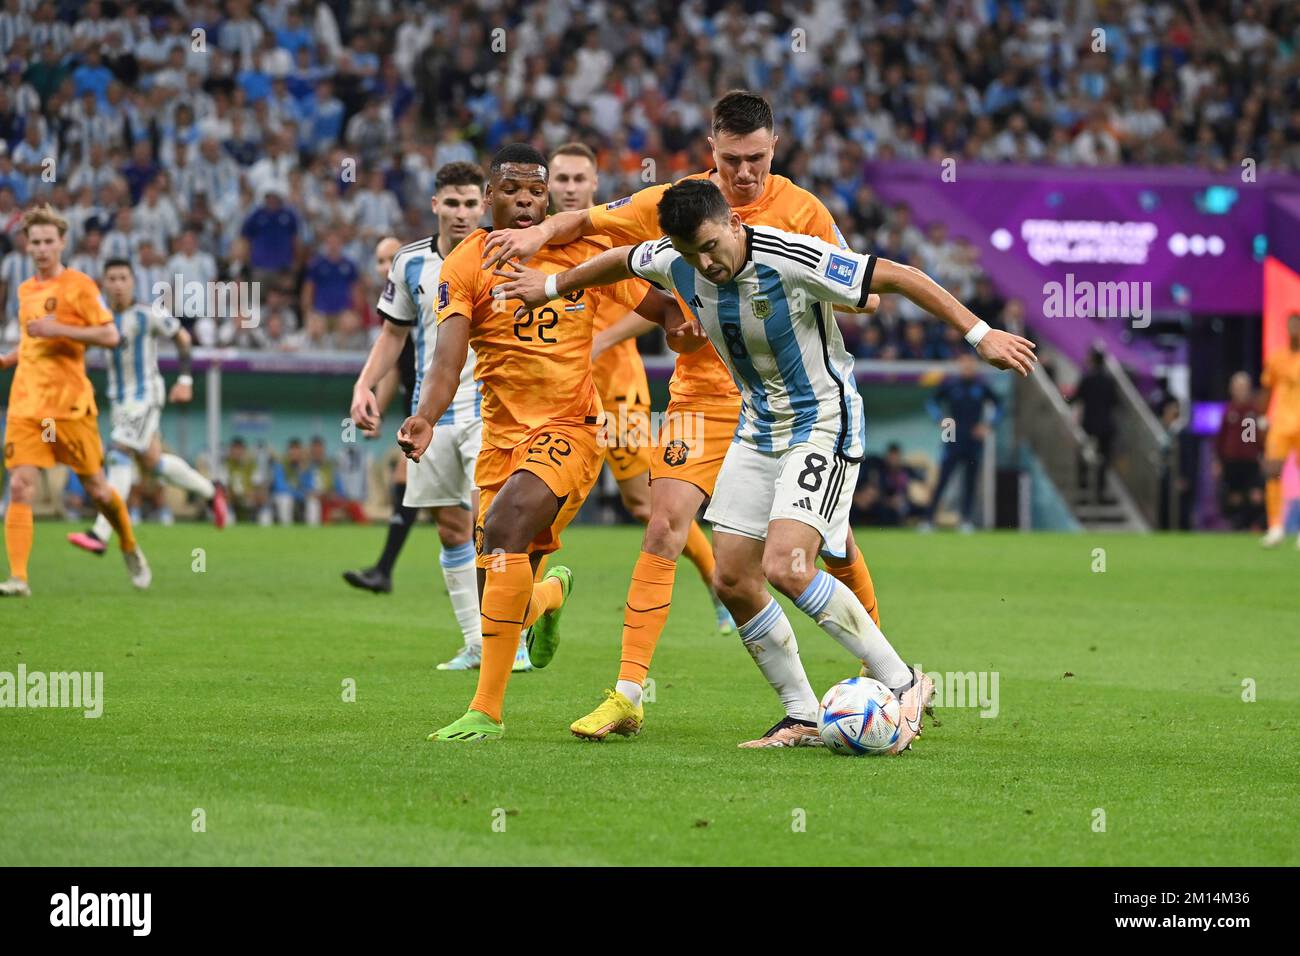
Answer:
[
  {"left": 470, "top": 552, "right": 534, "bottom": 722},
  {"left": 681, "top": 520, "right": 715, "bottom": 585},
  {"left": 618, "top": 551, "right": 678, "bottom": 685},
  {"left": 96, "top": 489, "right": 137, "bottom": 552},
  {"left": 826, "top": 551, "right": 881, "bottom": 627},
  {"left": 1266, "top": 477, "right": 1283, "bottom": 528},
  {"left": 523, "top": 574, "right": 563, "bottom": 628},
  {"left": 4, "top": 502, "right": 33, "bottom": 581}
]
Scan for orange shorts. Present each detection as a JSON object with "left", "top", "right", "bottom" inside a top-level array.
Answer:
[
  {"left": 597, "top": 395, "right": 653, "bottom": 483},
  {"left": 648, "top": 397, "right": 743, "bottom": 497},
  {"left": 475, "top": 420, "right": 602, "bottom": 555},
  {"left": 3, "top": 414, "right": 104, "bottom": 474},
  {"left": 1264, "top": 428, "right": 1300, "bottom": 461}
]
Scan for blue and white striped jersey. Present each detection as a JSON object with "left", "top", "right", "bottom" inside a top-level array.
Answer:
[
  {"left": 106, "top": 302, "right": 182, "bottom": 407},
  {"left": 377, "top": 236, "right": 480, "bottom": 424},
  {"left": 629, "top": 224, "right": 870, "bottom": 460}
]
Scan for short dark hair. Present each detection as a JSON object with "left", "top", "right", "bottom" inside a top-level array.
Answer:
[
  {"left": 551, "top": 142, "right": 596, "bottom": 164},
  {"left": 489, "top": 143, "right": 548, "bottom": 178},
  {"left": 434, "top": 161, "right": 484, "bottom": 192},
  {"left": 712, "top": 91, "right": 774, "bottom": 137},
  {"left": 656, "top": 179, "right": 731, "bottom": 240},
  {"left": 102, "top": 257, "right": 132, "bottom": 274}
]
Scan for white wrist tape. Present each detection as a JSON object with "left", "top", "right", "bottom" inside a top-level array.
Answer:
[
  {"left": 543, "top": 273, "right": 559, "bottom": 300},
  {"left": 964, "top": 320, "right": 991, "bottom": 347},
  {"left": 176, "top": 374, "right": 194, "bottom": 387}
]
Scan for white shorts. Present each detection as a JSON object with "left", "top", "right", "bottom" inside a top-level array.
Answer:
[
  {"left": 109, "top": 401, "right": 161, "bottom": 454},
  {"left": 704, "top": 438, "right": 858, "bottom": 559},
  {"left": 405, "top": 417, "right": 481, "bottom": 509}
]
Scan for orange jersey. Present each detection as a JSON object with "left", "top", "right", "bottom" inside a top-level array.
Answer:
[
  {"left": 7, "top": 268, "right": 113, "bottom": 420},
  {"left": 589, "top": 261, "right": 651, "bottom": 410},
  {"left": 589, "top": 171, "right": 845, "bottom": 405},
  {"left": 438, "top": 227, "right": 650, "bottom": 448},
  {"left": 1263, "top": 346, "right": 1300, "bottom": 436}
]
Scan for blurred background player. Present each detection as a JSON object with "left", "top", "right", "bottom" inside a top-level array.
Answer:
[
  {"left": 483, "top": 92, "right": 887, "bottom": 737},
  {"left": 347, "top": 162, "right": 527, "bottom": 671},
  {"left": 341, "top": 236, "right": 418, "bottom": 585},
  {"left": 1214, "top": 372, "right": 1265, "bottom": 532},
  {"left": 67, "top": 259, "right": 227, "bottom": 555},
  {"left": 398, "top": 143, "right": 679, "bottom": 742},
  {"left": 918, "top": 349, "right": 1002, "bottom": 533},
  {"left": 1, "top": 204, "right": 149, "bottom": 596},
  {"left": 548, "top": 140, "right": 733, "bottom": 632},
  {"left": 1260, "top": 312, "right": 1300, "bottom": 548}
]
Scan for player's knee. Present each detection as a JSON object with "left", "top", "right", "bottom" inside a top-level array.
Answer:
[
  {"left": 762, "top": 550, "right": 816, "bottom": 598},
  {"left": 480, "top": 507, "right": 527, "bottom": 554},
  {"left": 711, "top": 561, "right": 754, "bottom": 605},
  {"left": 642, "top": 512, "right": 686, "bottom": 557},
  {"left": 7, "top": 469, "right": 36, "bottom": 502}
]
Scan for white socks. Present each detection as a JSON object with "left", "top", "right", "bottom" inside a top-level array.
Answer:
[
  {"left": 794, "top": 570, "right": 911, "bottom": 689},
  {"left": 439, "top": 541, "right": 482, "bottom": 649},
  {"left": 737, "top": 598, "right": 819, "bottom": 722},
  {"left": 615, "top": 679, "right": 642, "bottom": 706},
  {"left": 155, "top": 453, "right": 215, "bottom": 499}
]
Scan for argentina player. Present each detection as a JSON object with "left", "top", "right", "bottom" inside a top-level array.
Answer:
[
  {"left": 67, "top": 259, "right": 228, "bottom": 555},
  {"left": 494, "top": 179, "right": 1036, "bottom": 752}
]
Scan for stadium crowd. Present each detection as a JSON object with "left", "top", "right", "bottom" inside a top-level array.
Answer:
[{"left": 0, "top": 0, "right": 1295, "bottom": 354}]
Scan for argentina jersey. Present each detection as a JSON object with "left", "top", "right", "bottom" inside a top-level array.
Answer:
[
  {"left": 106, "top": 302, "right": 182, "bottom": 407},
  {"left": 628, "top": 224, "right": 869, "bottom": 460},
  {"left": 378, "top": 236, "right": 480, "bottom": 425}
]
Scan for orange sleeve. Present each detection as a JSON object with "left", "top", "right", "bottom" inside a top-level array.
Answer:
[
  {"left": 75, "top": 273, "right": 114, "bottom": 326},
  {"left": 803, "top": 195, "right": 844, "bottom": 248},
  {"left": 436, "top": 235, "right": 480, "bottom": 324},
  {"left": 596, "top": 275, "right": 652, "bottom": 314},
  {"left": 587, "top": 184, "right": 670, "bottom": 245},
  {"left": 1262, "top": 354, "right": 1277, "bottom": 389}
]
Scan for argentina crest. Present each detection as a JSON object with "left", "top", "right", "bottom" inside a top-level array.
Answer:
[{"left": 751, "top": 294, "right": 771, "bottom": 319}]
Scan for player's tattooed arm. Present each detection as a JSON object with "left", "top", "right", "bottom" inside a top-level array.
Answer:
[
  {"left": 492, "top": 246, "right": 635, "bottom": 315},
  {"left": 168, "top": 327, "right": 194, "bottom": 404},
  {"left": 397, "top": 314, "right": 469, "bottom": 462},
  {"left": 480, "top": 208, "right": 593, "bottom": 272},
  {"left": 870, "top": 259, "right": 1037, "bottom": 376}
]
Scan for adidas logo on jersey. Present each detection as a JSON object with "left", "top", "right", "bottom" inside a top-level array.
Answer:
[{"left": 794, "top": 497, "right": 812, "bottom": 510}]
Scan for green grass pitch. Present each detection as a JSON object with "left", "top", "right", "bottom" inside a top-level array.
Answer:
[{"left": 1, "top": 522, "right": 1296, "bottom": 866}]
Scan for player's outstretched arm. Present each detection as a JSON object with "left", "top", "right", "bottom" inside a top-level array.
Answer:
[
  {"left": 871, "top": 259, "right": 1037, "bottom": 376},
  {"left": 25, "top": 316, "right": 120, "bottom": 348},
  {"left": 397, "top": 313, "right": 469, "bottom": 463},
  {"left": 351, "top": 321, "right": 411, "bottom": 435},
  {"left": 167, "top": 327, "right": 195, "bottom": 404},
  {"left": 593, "top": 312, "right": 658, "bottom": 360},
  {"left": 629, "top": 287, "right": 706, "bottom": 354},
  {"left": 481, "top": 209, "right": 593, "bottom": 272},
  {"left": 492, "top": 246, "right": 636, "bottom": 315}
]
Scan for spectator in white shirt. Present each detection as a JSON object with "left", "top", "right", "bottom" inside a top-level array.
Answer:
[
  {"left": 349, "top": 170, "right": 401, "bottom": 240},
  {"left": 134, "top": 178, "right": 182, "bottom": 252}
]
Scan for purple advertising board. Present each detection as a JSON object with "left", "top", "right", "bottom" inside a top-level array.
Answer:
[
  {"left": 863, "top": 161, "right": 1300, "bottom": 370},
  {"left": 863, "top": 161, "right": 1292, "bottom": 314}
]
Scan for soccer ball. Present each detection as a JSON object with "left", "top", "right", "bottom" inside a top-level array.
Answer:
[{"left": 817, "top": 677, "right": 901, "bottom": 755}]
